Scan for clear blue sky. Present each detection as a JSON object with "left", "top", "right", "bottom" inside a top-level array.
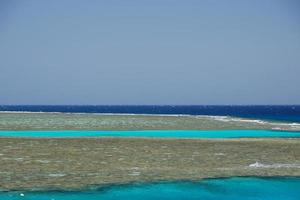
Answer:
[{"left": 0, "top": 0, "right": 299, "bottom": 105}]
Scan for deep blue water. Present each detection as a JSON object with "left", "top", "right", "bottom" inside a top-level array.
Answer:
[
  {"left": 1, "top": 105, "right": 300, "bottom": 122},
  {"left": 1, "top": 130, "right": 300, "bottom": 138},
  {"left": 1, "top": 177, "right": 299, "bottom": 200}
]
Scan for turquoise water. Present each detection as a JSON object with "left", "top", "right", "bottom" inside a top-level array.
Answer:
[
  {"left": 1, "top": 177, "right": 299, "bottom": 200},
  {"left": 0, "top": 130, "right": 300, "bottom": 138}
]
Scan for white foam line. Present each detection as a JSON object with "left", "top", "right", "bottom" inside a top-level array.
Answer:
[
  {"left": 0, "top": 111, "right": 63, "bottom": 114},
  {"left": 48, "top": 173, "right": 66, "bottom": 177},
  {"left": 208, "top": 116, "right": 300, "bottom": 127},
  {"left": 248, "top": 162, "right": 300, "bottom": 169}
]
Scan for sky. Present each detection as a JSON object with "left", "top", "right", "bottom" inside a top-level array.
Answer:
[{"left": 0, "top": 0, "right": 299, "bottom": 105}]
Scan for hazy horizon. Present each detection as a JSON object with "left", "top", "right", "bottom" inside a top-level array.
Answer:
[{"left": 1, "top": 0, "right": 300, "bottom": 105}]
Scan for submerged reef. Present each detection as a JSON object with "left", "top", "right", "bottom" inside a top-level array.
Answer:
[
  {"left": 0, "top": 137, "right": 299, "bottom": 191},
  {"left": 0, "top": 112, "right": 299, "bottom": 131}
]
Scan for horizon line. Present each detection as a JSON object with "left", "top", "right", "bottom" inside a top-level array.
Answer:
[{"left": 0, "top": 104, "right": 299, "bottom": 106}]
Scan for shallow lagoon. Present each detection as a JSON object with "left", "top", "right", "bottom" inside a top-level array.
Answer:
[
  {"left": 1, "top": 177, "right": 299, "bottom": 200},
  {"left": 0, "top": 130, "right": 300, "bottom": 138}
]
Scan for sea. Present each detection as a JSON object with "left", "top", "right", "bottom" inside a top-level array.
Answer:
[
  {"left": 1, "top": 130, "right": 300, "bottom": 138},
  {"left": 0, "top": 105, "right": 300, "bottom": 122},
  {"left": 0, "top": 107, "right": 300, "bottom": 199},
  {"left": 1, "top": 177, "right": 299, "bottom": 200}
]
